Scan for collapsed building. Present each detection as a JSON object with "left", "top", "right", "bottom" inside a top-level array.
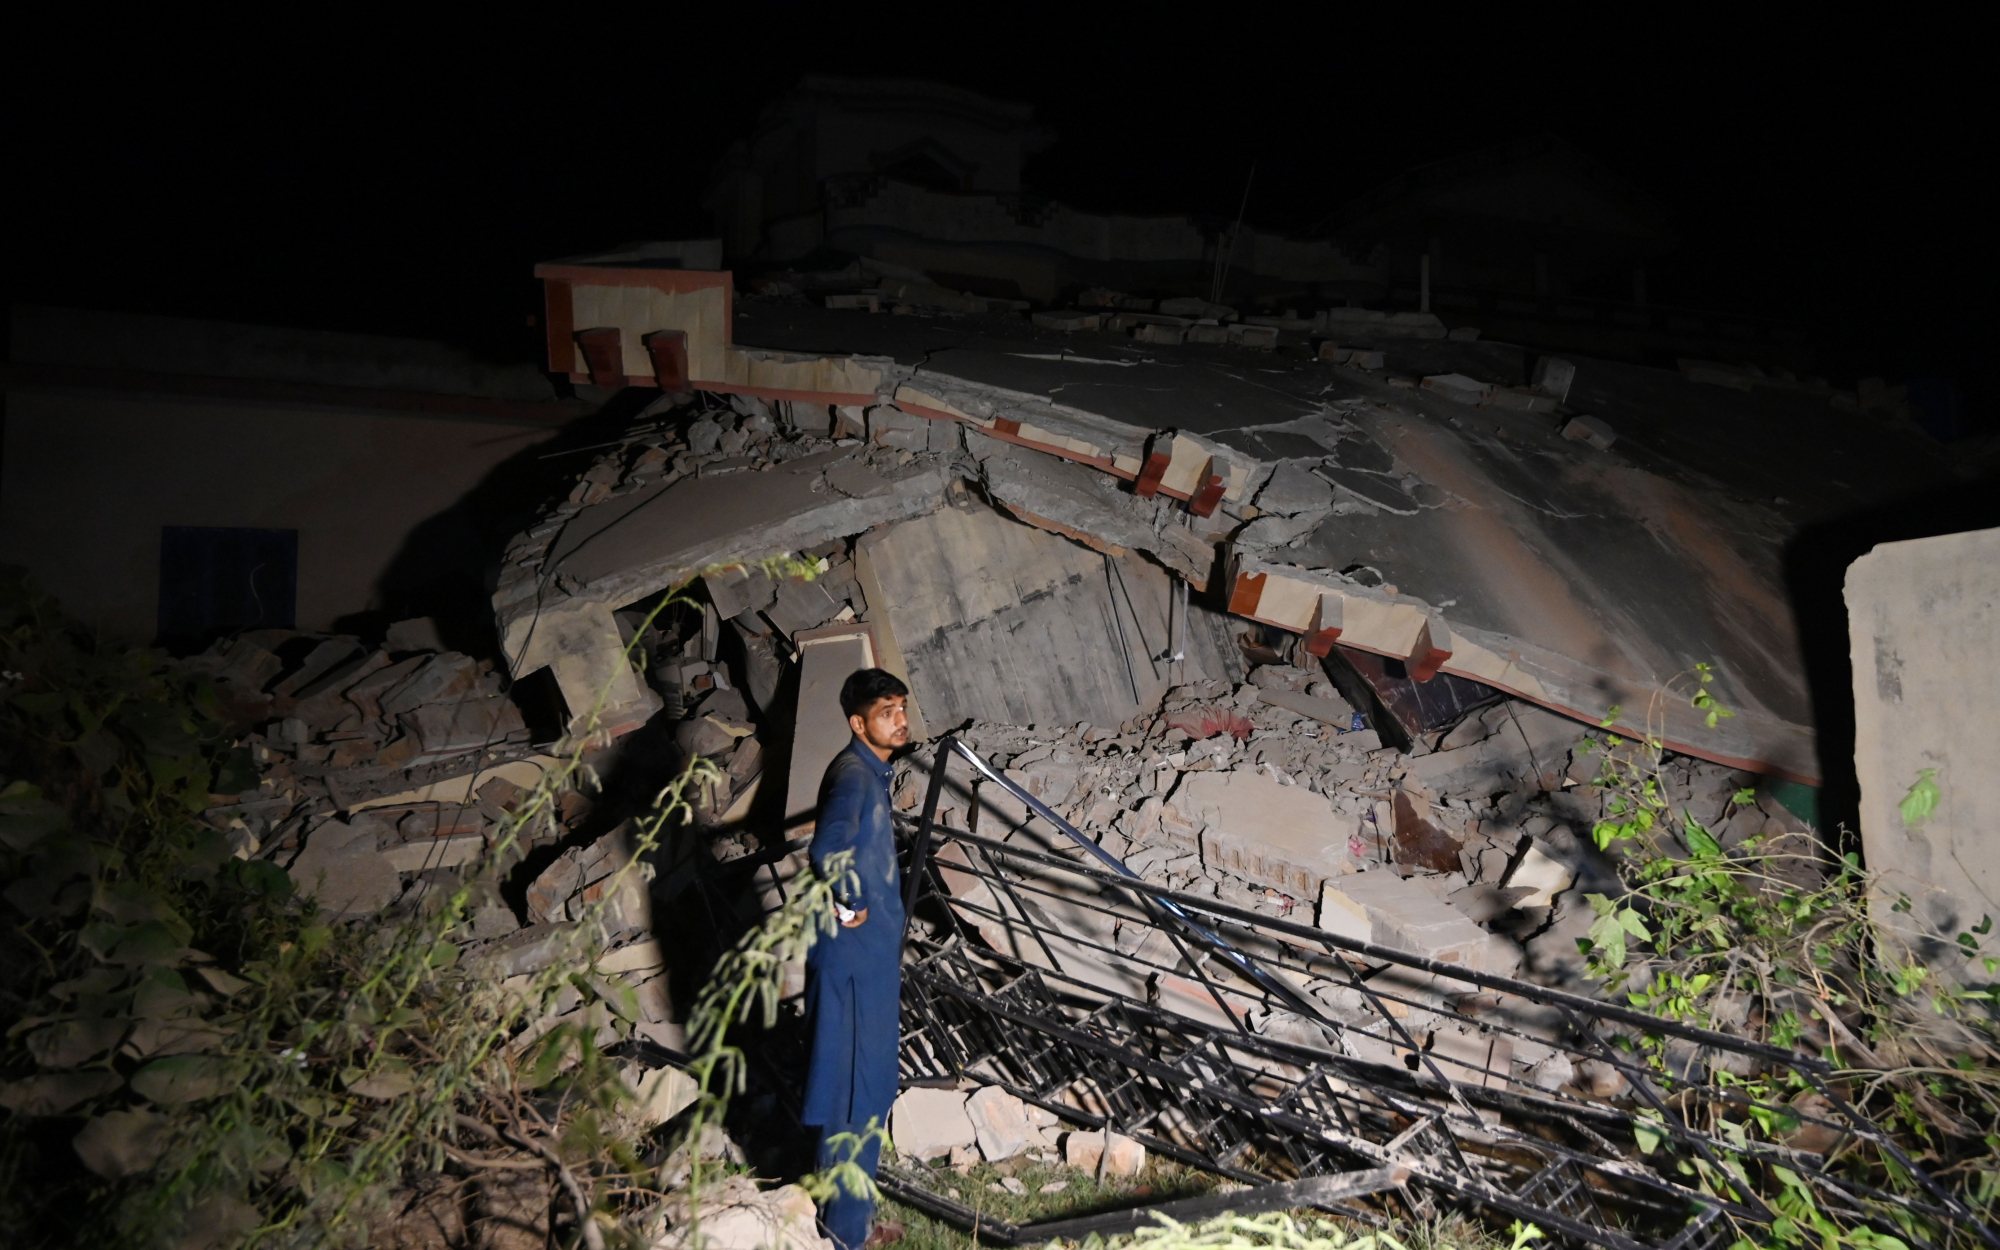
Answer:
[
  {"left": 197, "top": 220, "right": 1988, "bottom": 1244},
  {"left": 436, "top": 243, "right": 1992, "bottom": 1247}
]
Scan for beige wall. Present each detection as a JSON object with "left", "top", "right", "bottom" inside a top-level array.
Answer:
[{"left": 0, "top": 389, "right": 561, "bottom": 640}]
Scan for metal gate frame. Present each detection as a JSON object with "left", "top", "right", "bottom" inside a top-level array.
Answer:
[{"left": 883, "top": 735, "right": 1996, "bottom": 1249}]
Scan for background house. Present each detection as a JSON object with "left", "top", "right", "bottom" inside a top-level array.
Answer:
[{"left": 1, "top": 305, "right": 582, "bottom": 649}]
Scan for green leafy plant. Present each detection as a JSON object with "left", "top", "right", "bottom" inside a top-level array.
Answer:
[
  {"left": 0, "top": 556, "right": 840, "bottom": 1249},
  {"left": 1576, "top": 668, "right": 1998, "bottom": 1250}
]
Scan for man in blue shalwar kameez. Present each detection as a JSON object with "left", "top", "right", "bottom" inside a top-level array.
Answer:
[{"left": 803, "top": 668, "right": 909, "bottom": 1250}]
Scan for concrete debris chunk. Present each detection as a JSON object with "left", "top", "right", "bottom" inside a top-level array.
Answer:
[
  {"left": 1317, "top": 871, "right": 1492, "bottom": 970},
  {"left": 1062, "top": 1128, "right": 1146, "bottom": 1178},
  {"left": 1561, "top": 415, "right": 1617, "bottom": 450},
  {"left": 890, "top": 1086, "right": 979, "bottom": 1160},
  {"left": 1531, "top": 355, "right": 1577, "bottom": 402},
  {"left": 1402, "top": 703, "right": 1580, "bottom": 799},
  {"left": 1179, "top": 768, "right": 1356, "bottom": 896},
  {"left": 286, "top": 818, "right": 402, "bottom": 918},
  {"left": 655, "top": 1175, "right": 829, "bottom": 1250},
  {"left": 1420, "top": 373, "right": 1494, "bottom": 405},
  {"left": 1502, "top": 842, "right": 1575, "bottom": 908},
  {"left": 1031, "top": 310, "right": 1101, "bottom": 332},
  {"left": 966, "top": 1085, "right": 1039, "bottom": 1161},
  {"left": 402, "top": 695, "right": 525, "bottom": 755}
]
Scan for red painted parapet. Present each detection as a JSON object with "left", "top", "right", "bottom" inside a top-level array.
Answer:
[
  {"left": 573, "top": 328, "right": 625, "bottom": 390},
  {"left": 1227, "top": 569, "right": 1268, "bottom": 617},
  {"left": 1302, "top": 595, "right": 1345, "bottom": 658},
  {"left": 643, "top": 330, "right": 690, "bottom": 394},
  {"left": 1189, "top": 472, "right": 1227, "bottom": 518},
  {"left": 1409, "top": 615, "right": 1454, "bottom": 682}
]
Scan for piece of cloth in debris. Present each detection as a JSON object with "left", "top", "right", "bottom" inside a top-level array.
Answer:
[{"left": 803, "top": 734, "right": 904, "bottom": 1250}]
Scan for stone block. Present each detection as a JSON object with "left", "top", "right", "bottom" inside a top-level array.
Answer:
[
  {"left": 1031, "top": 310, "right": 1101, "bottom": 332},
  {"left": 1316, "top": 871, "right": 1491, "bottom": 969},
  {"left": 1347, "top": 350, "right": 1386, "bottom": 370},
  {"left": 1849, "top": 527, "right": 2000, "bottom": 990},
  {"left": 1062, "top": 1128, "right": 1147, "bottom": 1178},
  {"left": 1487, "top": 389, "right": 1560, "bottom": 414},
  {"left": 867, "top": 405, "right": 930, "bottom": 453},
  {"left": 891, "top": 1087, "right": 978, "bottom": 1160},
  {"left": 1187, "top": 324, "right": 1232, "bottom": 344},
  {"left": 1561, "top": 415, "right": 1617, "bottom": 451},
  {"left": 1420, "top": 373, "right": 1493, "bottom": 405},
  {"left": 966, "top": 1085, "right": 1037, "bottom": 1161},
  {"left": 286, "top": 818, "right": 401, "bottom": 918},
  {"left": 402, "top": 695, "right": 525, "bottom": 755},
  {"left": 1424, "top": 1027, "right": 1512, "bottom": 1090},
  {"left": 1179, "top": 769, "right": 1356, "bottom": 896},
  {"left": 1132, "top": 323, "right": 1186, "bottom": 346},
  {"left": 1228, "top": 324, "right": 1279, "bottom": 350},
  {"left": 925, "top": 418, "right": 964, "bottom": 454},
  {"left": 623, "top": 1062, "right": 699, "bottom": 1127},
  {"left": 1502, "top": 842, "right": 1574, "bottom": 907},
  {"left": 1531, "top": 356, "right": 1576, "bottom": 402},
  {"left": 382, "top": 833, "right": 485, "bottom": 873}
]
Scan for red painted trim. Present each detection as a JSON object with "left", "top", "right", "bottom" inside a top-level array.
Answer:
[
  {"left": 1, "top": 362, "right": 587, "bottom": 425},
  {"left": 544, "top": 280, "right": 574, "bottom": 375},
  {"left": 573, "top": 328, "right": 625, "bottom": 390},
  {"left": 1302, "top": 629, "right": 1343, "bottom": 658},
  {"left": 1232, "top": 606, "right": 1815, "bottom": 783},
  {"left": 1189, "top": 473, "right": 1226, "bottom": 518},
  {"left": 1408, "top": 616, "right": 1456, "bottom": 676},
  {"left": 643, "top": 330, "right": 690, "bottom": 394},
  {"left": 1227, "top": 571, "right": 1267, "bottom": 617}
]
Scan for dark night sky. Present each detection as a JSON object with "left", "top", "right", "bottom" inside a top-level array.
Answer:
[{"left": 10, "top": 15, "right": 1991, "bottom": 408}]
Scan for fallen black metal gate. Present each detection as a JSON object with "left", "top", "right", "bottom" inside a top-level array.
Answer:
[{"left": 885, "top": 735, "right": 1996, "bottom": 1249}]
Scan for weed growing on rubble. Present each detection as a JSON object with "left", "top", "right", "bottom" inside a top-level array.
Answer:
[
  {"left": 1577, "top": 666, "right": 2000, "bottom": 1250},
  {"left": 0, "top": 556, "right": 846, "bottom": 1249}
]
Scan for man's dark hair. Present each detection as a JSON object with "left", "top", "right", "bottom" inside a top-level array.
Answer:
[{"left": 840, "top": 668, "right": 909, "bottom": 720}]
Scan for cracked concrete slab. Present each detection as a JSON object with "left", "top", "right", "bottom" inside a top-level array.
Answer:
[{"left": 520, "top": 271, "right": 1964, "bottom": 777}]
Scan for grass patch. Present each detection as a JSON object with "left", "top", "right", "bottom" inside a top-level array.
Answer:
[
  {"left": 884, "top": 1155, "right": 1221, "bottom": 1247},
  {"left": 881, "top": 1158, "right": 1535, "bottom": 1250}
]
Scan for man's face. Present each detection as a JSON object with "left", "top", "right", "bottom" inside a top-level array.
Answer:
[{"left": 849, "top": 695, "right": 909, "bottom": 758}]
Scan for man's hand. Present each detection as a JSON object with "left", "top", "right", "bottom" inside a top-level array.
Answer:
[{"left": 840, "top": 906, "right": 869, "bottom": 929}]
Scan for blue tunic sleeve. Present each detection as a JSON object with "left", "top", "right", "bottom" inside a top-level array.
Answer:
[{"left": 811, "top": 755, "right": 868, "bottom": 911}]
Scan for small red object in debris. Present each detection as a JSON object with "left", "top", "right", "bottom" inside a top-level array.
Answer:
[{"left": 1165, "top": 707, "right": 1255, "bottom": 741}]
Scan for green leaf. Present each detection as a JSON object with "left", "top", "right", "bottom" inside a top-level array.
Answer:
[
  {"left": 0, "top": 781, "right": 65, "bottom": 850},
  {"left": 1899, "top": 768, "right": 1940, "bottom": 827},
  {"left": 73, "top": 1108, "right": 174, "bottom": 1178},
  {"left": 1633, "top": 1115, "right": 1666, "bottom": 1154},
  {"left": 0, "top": 1070, "right": 123, "bottom": 1115},
  {"left": 1587, "top": 904, "right": 1632, "bottom": 970},
  {"left": 344, "top": 1061, "right": 418, "bottom": 1101},
  {"left": 25, "top": 1017, "right": 128, "bottom": 1068},
  {"left": 131, "top": 1054, "right": 236, "bottom": 1105},
  {"left": 1682, "top": 812, "right": 1720, "bottom": 858}
]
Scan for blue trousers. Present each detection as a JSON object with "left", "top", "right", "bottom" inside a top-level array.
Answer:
[{"left": 814, "top": 1117, "right": 885, "bottom": 1250}]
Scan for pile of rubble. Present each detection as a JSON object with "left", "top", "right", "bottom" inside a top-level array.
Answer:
[
  {"left": 186, "top": 622, "right": 705, "bottom": 1064},
  {"left": 889, "top": 661, "right": 1805, "bottom": 1096},
  {"left": 890, "top": 1081, "right": 1146, "bottom": 1182},
  {"left": 191, "top": 626, "right": 551, "bottom": 914}
]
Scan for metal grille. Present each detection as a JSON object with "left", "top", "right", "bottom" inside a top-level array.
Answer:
[{"left": 889, "top": 735, "right": 1996, "bottom": 1248}]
